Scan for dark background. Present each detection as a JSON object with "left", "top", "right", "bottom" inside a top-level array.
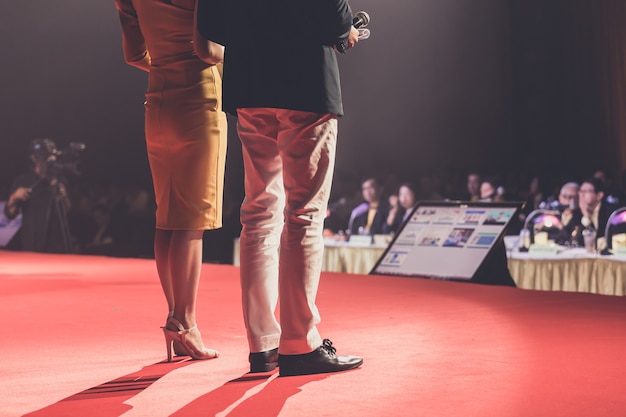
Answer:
[{"left": 0, "top": 1, "right": 619, "bottom": 259}]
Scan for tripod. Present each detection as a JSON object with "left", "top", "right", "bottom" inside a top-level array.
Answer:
[{"left": 31, "top": 176, "right": 73, "bottom": 254}]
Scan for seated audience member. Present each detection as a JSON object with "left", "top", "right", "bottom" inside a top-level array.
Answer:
[
  {"left": 516, "top": 173, "right": 550, "bottom": 227},
  {"left": 542, "top": 181, "right": 579, "bottom": 226},
  {"left": 524, "top": 174, "right": 552, "bottom": 212},
  {"left": 386, "top": 182, "right": 418, "bottom": 234},
  {"left": 479, "top": 176, "right": 506, "bottom": 202},
  {"left": 348, "top": 176, "right": 392, "bottom": 236},
  {"left": 556, "top": 177, "right": 619, "bottom": 248},
  {"left": 458, "top": 171, "right": 481, "bottom": 201}
]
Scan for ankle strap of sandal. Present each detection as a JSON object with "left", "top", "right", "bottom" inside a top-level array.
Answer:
[{"left": 167, "top": 317, "right": 197, "bottom": 332}]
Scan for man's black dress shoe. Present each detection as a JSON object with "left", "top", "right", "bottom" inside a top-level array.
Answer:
[
  {"left": 249, "top": 348, "right": 279, "bottom": 373},
  {"left": 278, "top": 339, "right": 363, "bottom": 377}
]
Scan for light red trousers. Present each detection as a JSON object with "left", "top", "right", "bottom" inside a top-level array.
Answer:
[{"left": 237, "top": 108, "right": 337, "bottom": 354}]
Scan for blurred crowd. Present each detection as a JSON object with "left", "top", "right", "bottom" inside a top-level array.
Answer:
[
  {"left": 323, "top": 168, "right": 626, "bottom": 244},
  {"left": 4, "top": 151, "right": 626, "bottom": 262}
]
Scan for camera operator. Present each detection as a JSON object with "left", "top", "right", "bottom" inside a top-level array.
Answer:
[{"left": 4, "top": 138, "right": 73, "bottom": 253}]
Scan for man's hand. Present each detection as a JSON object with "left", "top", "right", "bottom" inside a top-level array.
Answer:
[
  {"left": 5, "top": 187, "right": 31, "bottom": 218},
  {"left": 579, "top": 201, "right": 592, "bottom": 221},
  {"left": 345, "top": 26, "right": 359, "bottom": 50},
  {"left": 386, "top": 194, "right": 399, "bottom": 227},
  {"left": 335, "top": 26, "right": 360, "bottom": 53},
  {"left": 10, "top": 187, "right": 31, "bottom": 204}
]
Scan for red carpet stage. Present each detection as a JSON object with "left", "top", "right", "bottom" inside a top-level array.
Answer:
[{"left": 1, "top": 251, "right": 624, "bottom": 417}]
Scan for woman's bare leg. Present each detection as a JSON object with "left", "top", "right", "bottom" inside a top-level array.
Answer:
[
  {"left": 156, "top": 229, "right": 216, "bottom": 357},
  {"left": 154, "top": 229, "right": 175, "bottom": 314},
  {"left": 169, "top": 230, "right": 204, "bottom": 328}
]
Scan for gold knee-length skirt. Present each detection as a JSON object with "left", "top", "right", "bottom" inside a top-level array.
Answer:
[{"left": 145, "top": 62, "right": 227, "bottom": 230}]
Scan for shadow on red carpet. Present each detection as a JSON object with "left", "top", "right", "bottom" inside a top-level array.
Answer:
[
  {"left": 23, "top": 359, "right": 340, "bottom": 417},
  {"left": 23, "top": 358, "right": 195, "bottom": 417},
  {"left": 171, "top": 371, "right": 336, "bottom": 417}
]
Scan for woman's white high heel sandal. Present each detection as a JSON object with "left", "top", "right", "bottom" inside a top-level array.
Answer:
[
  {"left": 165, "top": 312, "right": 190, "bottom": 357},
  {"left": 162, "top": 317, "right": 219, "bottom": 362}
]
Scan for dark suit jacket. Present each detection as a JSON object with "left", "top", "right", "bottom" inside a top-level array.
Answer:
[
  {"left": 556, "top": 201, "right": 619, "bottom": 246},
  {"left": 197, "top": 0, "right": 353, "bottom": 116}
]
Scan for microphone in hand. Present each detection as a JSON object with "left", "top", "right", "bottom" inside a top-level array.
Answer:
[{"left": 336, "top": 11, "right": 370, "bottom": 53}]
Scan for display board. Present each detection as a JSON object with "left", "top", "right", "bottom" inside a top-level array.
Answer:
[{"left": 371, "top": 201, "right": 523, "bottom": 281}]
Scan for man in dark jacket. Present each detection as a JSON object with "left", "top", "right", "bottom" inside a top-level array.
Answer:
[
  {"left": 198, "top": 0, "right": 363, "bottom": 376},
  {"left": 4, "top": 139, "right": 72, "bottom": 253},
  {"left": 556, "top": 177, "right": 619, "bottom": 248},
  {"left": 348, "top": 176, "right": 393, "bottom": 236}
]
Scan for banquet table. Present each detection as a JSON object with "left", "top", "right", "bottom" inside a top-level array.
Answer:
[
  {"left": 233, "top": 239, "right": 626, "bottom": 296},
  {"left": 506, "top": 247, "right": 626, "bottom": 296}
]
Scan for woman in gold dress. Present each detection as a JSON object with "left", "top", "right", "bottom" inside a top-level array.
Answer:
[{"left": 115, "top": 0, "right": 227, "bottom": 360}]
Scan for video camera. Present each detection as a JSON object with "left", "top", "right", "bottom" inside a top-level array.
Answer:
[
  {"left": 30, "top": 138, "right": 86, "bottom": 178},
  {"left": 49, "top": 142, "right": 86, "bottom": 177}
]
